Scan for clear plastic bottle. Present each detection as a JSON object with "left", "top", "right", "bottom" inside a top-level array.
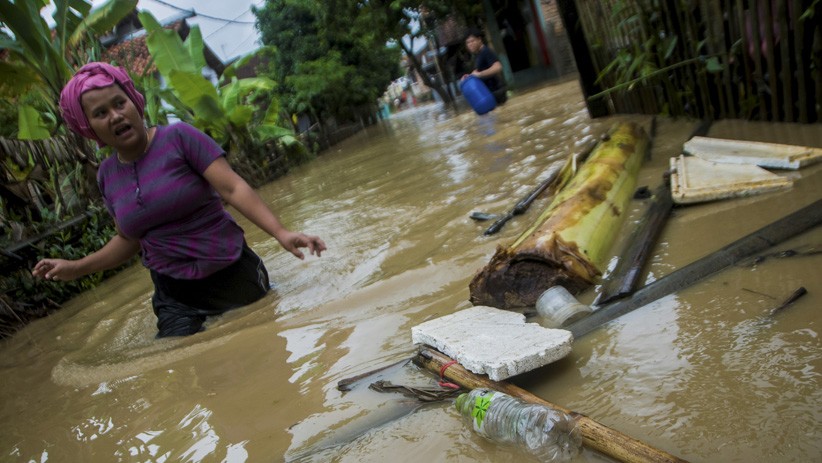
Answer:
[{"left": 455, "top": 388, "right": 582, "bottom": 462}]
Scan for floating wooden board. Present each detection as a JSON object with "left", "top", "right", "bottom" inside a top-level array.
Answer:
[
  {"left": 669, "top": 155, "right": 792, "bottom": 204},
  {"left": 683, "top": 136, "right": 822, "bottom": 170}
]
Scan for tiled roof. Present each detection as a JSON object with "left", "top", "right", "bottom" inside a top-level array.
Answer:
[
  {"left": 102, "top": 34, "right": 155, "bottom": 75},
  {"left": 101, "top": 21, "right": 185, "bottom": 76}
]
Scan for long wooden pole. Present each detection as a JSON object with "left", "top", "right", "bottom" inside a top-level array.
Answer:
[
  {"left": 414, "top": 347, "right": 688, "bottom": 463},
  {"left": 595, "top": 181, "right": 673, "bottom": 306},
  {"left": 569, "top": 199, "right": 822, "bottom": 338}
]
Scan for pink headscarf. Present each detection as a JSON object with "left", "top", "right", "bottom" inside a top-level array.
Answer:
[{"left": 59, "top": 62, "right": 146, "bottom": 146}]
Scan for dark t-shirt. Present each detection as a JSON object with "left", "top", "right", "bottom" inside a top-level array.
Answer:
[
  {"left": 475, "top": 46, "right": 502, "bottom": 92},
  {"left": 98, "top": 123, "right": 244, "bottom": 279}
]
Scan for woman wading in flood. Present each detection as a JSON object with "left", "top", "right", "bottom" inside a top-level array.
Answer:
[{"left": 32, "top": 62, "right": 326, "bottom": 338}]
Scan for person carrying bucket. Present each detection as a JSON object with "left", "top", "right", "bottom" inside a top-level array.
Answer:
[{"left": 462, "top": 28, "right": 507, "bottom": 106}]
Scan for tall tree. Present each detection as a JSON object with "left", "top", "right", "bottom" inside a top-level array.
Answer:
[{"left": 253, "top": 0, "right": 401, "bottom": 123}]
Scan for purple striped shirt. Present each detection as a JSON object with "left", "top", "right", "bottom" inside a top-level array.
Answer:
[{"left": 98, "top": 122, "right": 244, "bottom": 279}]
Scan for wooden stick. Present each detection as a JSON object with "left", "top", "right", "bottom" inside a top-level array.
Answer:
[
  {"left": 596, "top": 181, "right": 673, "bottom": 305},
  {"left": 483, "top": 162, "right": 564, "bottom": 236},
  {"left": 484, "top": 136, "right": 600, "bottom": 236},
  {"left": 414, "top": 347, "right": 689, "bottom": 463},
  {"left": 336, "top": 357, "right": 411, "bottom": 392},
  {"left": 769, "top": 287, "right": 808, "bottom": 317}
]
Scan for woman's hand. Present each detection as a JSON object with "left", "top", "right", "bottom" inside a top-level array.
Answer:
[
  {"left": 276, "top": 230, "right": 327, "bottom": 260},
  {"left": 31, "top": 234, "right": 139, "bottom": 282},
  {"left": 32, "top": 258, "right": 82, "bottom": 282}
]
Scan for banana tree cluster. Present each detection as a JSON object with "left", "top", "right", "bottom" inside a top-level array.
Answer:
[
  {"left": 0, "top": 0, "right": 137, "bottom": 139},
  {"left": 138, "top": 11, "right": 297, "bottom": 169}
]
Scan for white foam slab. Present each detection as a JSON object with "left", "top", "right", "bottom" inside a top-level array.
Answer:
[
  {"left": 411, "top": 306, "right": 573, "bottom": 381},
  {"left": 683, "top": 136, "right": 822, "bottom": 170}
]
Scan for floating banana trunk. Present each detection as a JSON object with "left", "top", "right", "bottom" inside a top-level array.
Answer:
[{"left": 469, "top": 122, "right": 649, "bottom": 309}]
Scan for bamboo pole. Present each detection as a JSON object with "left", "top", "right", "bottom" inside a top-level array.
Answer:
[
  {"left": 414, "top": 347, "right": 689, "bottom": 463},
  {"left": 720, "top": 0, "right": 737, "bottom": 118},
  {"left": 791, "top": 0, "right": 808, "bottom": 122},
  {"left": 750, "top": 0, "right": 768, "bottom": 120},
  {"left": 735, "top": 0, "right": 754, "bottom": 117},
  {"left": 663, "top": 0, "right": 696, "bottom": 116},
  {"left": 778, "top": 1, "right": 793, "bottom": 122},
  {"left": 703, "top": 0, "right": 731, "bottom": 118},
  {"left": 817, "top": 23, "right": 822, "bottom": 122},
  {"left": 761, "top": 0, "right": 779, "bottom": 119},
  {"left": 683, "top": 2, "right": 714, "bottom": 119}
]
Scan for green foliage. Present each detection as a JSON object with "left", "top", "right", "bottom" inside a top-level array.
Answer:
[
  {"left": 253, "top": 0, "right": 403, "bottom": 120},
  {"left": 18, "top": 106, "right": 51, "bottom": 140},
  {"left": 139, "top": 11, "right": 291, "bottom": 147},
  {"left": 0, "top": 206, "right": 130, "bottom": 337},
  {"left": 0, "top": 0, "right": 137, "bottom": 139},
  {"left": 591, "top": 0, "right": 727, "bottom": 114}
]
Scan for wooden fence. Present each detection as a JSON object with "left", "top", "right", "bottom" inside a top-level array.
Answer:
[{"left": 573, "top": 0, "right": 821, "bottom": 123}]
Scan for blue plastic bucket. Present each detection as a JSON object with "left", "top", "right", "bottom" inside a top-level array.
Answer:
[{"left": 460, "top": 76, "right": 496, "bottom": 115}]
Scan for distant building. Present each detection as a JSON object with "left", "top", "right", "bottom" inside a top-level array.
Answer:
[{"left": 100, "top": 11, "right": 225, "bottom": 84}]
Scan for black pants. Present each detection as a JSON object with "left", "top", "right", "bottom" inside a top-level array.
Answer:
[
  {"left": 150, "top": 244, "right": 270, "bottom": 337},
  {"left": 492, "top": 86, "right": 508, "bottom": 105}
]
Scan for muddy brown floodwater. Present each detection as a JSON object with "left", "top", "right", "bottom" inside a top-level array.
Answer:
[{"left": 1, "top": 79, "right": 820, "bottom": 463}]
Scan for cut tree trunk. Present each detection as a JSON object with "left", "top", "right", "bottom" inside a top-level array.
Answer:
[{"left": 470, "top": 122, "right": 649, "bottom": 308}]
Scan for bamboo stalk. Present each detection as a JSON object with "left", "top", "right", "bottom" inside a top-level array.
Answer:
[
  {"left": 735, "top": 0, "right": 754, "bottom": 117},
  {"left": 750, "top": 0, "right": 768, "bottom": 120},
  {"left": 704, "top": 0, "right": 731, "bottom": 118},
  {"left": 813, "top": 8, "right": 822, "bottom": 122},
  {"left": 761, "top": 0, "right": 779, "bottom": 119},
  {"left": 778, "top": 1, "right": 793, "bottom": 122},
  {"left": 413, "top": 347, "right": 689, "bottom": 463},
  {"left": 792, "top": 0, "right": 808, "bottom": 122},
  {"left": 684, "top": 2, "right": 714, "bottom": 118},
  {"left": 721, "top": 0, "right": 738, "bottom": 117},
  {"left": 662, "top": 0, "right": 695, "bottom": 116},
  {"left": 469, "top": 122, "right": 648, "bottom": 308}
]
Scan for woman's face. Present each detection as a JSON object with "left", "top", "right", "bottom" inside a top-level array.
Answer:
[{"left": 81, "top": 85, "right": 146, "bottom": 154}]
